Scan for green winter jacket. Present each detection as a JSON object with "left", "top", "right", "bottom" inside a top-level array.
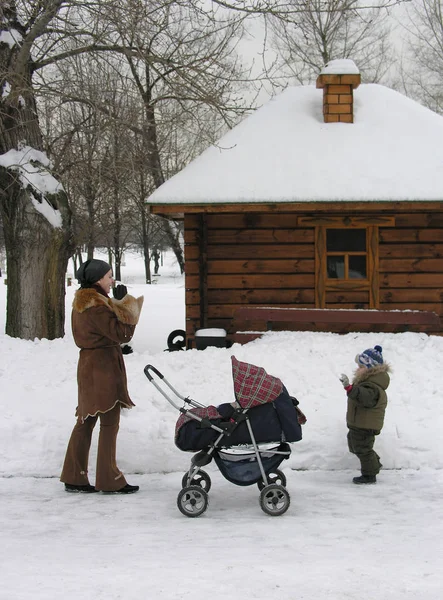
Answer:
[{"left": 346, "top": 364, "right": 390, "bottom": 431}]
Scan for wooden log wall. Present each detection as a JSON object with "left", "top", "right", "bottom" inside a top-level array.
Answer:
[
  {"left": 184, "top": 210, "right": 443, "bottom": 336},
  {"left": 184, "top": 213, "right": 316, "bottom": 336},
  {"left": 379, "top": 212, "right": 443, "bottom": 316}
]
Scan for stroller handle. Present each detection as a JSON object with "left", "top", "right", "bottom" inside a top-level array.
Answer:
[
  {"left": 144, "top": 364, "right": 207, "bottom": 410},
  {"left": 144, "top": 364, "right": 164, "bottom": 382}
]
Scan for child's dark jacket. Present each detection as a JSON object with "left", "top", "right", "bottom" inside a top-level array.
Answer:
[{"left": 346, "top": 364, "right": 390, "bottom": 431}]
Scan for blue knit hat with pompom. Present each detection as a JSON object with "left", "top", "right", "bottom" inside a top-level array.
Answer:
[{"left": 355, "top": 345, "right": 384, "bottom": 369}]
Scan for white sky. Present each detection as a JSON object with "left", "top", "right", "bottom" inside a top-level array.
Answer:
[
  {"left": 0, "top": 252, "right": 442, "bottom": 599},
  {"left": 148, "top": 83, "right": 443, "bottom": 204}
]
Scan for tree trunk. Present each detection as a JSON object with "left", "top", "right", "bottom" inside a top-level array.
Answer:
[
  {"left": 112, "top": 188, "right": 122, "bottom": 281},
  {"left": 0, "top": 171, "right": 72, "bottom": 339},
  {"left": 72, "top": 248, "right": 83, "bottom": 274},
  {"left": 0, "top": 7, "right": 73, "bottom": 339},
  {"left": 161, "top": 217, "right": 184, "bottom": 274},
  {"left": 141, "top": 204, "right": 152, "bottom": 284},
  {"left": 86, "top": 196, "right": 95, "bottom": 260},
  {"left": 143, "top": 81, "right": 184, "bottom": 272}
]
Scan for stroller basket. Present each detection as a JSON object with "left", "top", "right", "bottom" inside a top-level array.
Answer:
[{"left": 214, "top": 444, "right": 291, "bottom": 486}]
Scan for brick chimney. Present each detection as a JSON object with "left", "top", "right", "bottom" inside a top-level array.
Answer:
[{"left": 316, "top": 59, "right": 361, "bottom": 123}]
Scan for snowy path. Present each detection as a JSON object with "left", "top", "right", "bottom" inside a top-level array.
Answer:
[{"left": 1, "top": 469, "right": 442, "bottom": 600}]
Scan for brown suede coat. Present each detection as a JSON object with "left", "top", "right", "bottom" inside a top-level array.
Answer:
[{"left": 72, "top": 287, "right": 144, "bottom": 421}]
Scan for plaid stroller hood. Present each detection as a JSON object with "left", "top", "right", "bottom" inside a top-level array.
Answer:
[
  {"left": 174, "top": 357, "right": 284, "bottom": 440},
  {"left": 231, "top": 356, "right": 283, "bottom": 408}
]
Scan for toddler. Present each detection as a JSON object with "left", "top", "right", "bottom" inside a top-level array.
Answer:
[{"left": 339, "top": 345, "right": 390, "bottom": 484}]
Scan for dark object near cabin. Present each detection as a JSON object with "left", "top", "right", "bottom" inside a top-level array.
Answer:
[{"left": 166, "top": 329, "right": 186, "bottom": 352}]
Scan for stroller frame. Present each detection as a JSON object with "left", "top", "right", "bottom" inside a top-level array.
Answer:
[{"left": 144, "top": 364, "right": 292, "bottom": 517}]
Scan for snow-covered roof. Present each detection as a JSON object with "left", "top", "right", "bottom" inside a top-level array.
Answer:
[{"left": 148, "top": 84, "right": 443, "bottom": 205}]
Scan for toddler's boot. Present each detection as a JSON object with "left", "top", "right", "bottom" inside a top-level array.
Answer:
[{"left": 352, "top": 475, "right": 376, "bottom": 484}]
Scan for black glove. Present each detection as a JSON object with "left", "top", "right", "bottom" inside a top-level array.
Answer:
[
  {"left": 113, "top": 284, "right": 128, "bottom": 300},
  {"left": 121, "top": 344, "right": 133, "bottom": 355}
]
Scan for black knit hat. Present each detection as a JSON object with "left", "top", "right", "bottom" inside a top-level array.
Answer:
[{"left": 76, "top": 259, "right": 112, "bottom": 286}]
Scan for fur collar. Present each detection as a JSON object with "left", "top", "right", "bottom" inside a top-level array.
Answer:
[
  {"left": 352, "top": 363, "right": 391, "bottom": 385},
  {"left": 73, "top": 288, "right": 144, "bottom": 325},
  {"left": 73, "top": 288, "right": 109, "bottom": 313}
]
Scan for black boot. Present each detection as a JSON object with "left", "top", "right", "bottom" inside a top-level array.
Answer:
[
  {"left": 116, "top": 484, "right": 139, "bottom": 494},
  {"left": 101, "top": 484, "right": 139, "bottom": 494},
  {"left": 65, "top": 483, "right": 98, "bottom": 493},
  {"left": 353, "top": 475, "right": 376, "bottom": 485}
]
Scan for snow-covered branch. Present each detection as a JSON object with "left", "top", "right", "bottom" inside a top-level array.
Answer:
[{"left": 0, "top": 145, "right": 63, "bottom": 228}]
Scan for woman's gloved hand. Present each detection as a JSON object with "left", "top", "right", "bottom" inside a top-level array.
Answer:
[{"left": 113, "top": 284, "right": 128, "bottom": 300}]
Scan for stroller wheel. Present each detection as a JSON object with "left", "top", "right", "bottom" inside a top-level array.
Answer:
[
  {"left": 257, "top": 469, "right": 287, "bottom": 491},
  {"left": 259, "top": 484, "right": 290, "bottom": 517},
  {"left": 177, "top": 486, "right": 209, "bottom": 518},
  {"left": 181, "top": 470, "right": 212, "bottom": 492}
]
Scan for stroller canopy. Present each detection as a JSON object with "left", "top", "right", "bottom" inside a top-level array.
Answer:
[
  {"left": 174, "top": 357, "right": 284, "bottom": 439},
  {"left": 174, "top": 356, "right": 303, "bottom": 451},
  {"left": 231, "top": 356, "right": 283, "bottom": 409}
]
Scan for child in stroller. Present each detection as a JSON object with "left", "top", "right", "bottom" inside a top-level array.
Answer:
[{"left": 144, "top": 356, "right": 306, "bottom": 517}]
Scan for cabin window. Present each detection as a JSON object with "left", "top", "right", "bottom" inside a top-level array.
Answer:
[
  {"left": 326, "top": 228, "right": 367, "bottom": 280},
  {"left": 308, "top": 216, "right": 395, "bottom": 310}
]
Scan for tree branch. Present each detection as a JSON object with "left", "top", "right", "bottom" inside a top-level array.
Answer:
[{"left": 15, "top": 0, "right": 65, "bottom": 75}]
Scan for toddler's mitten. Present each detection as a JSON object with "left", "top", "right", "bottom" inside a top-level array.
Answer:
[
  {"left": 339, "top": 373, "right": 353, "bottom": 393},
  {"left": 339, "top": 373, "right": 350, "bottom": 387}
]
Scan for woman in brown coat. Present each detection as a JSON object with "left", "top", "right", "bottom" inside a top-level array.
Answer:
[{"left": 60, "top": 259, "right": 144, "bottom": 494}]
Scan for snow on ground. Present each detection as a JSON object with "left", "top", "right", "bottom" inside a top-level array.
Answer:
[{"left": 0, "top": 251, "right": 442, "bottom": 600}]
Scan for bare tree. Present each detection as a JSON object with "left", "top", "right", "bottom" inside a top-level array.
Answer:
[
  {"left": 0, "top": 1, "right": 74, "bottom": 339},
  {"left": 399, "top": 0, "right": 443, "bottom": 113},
  {"left": 0, "top": 0, "right": 250, "bottom": 338},
  {"left": 99, "top": 0, "right": 252, "bottom": 272},
  {"left": 50, "top": 1, "right": 253, "bottom": 274},
  {"left": 100, "top": 107, "right": 138, "bottom": 281},
  {"left": 264, "top": 0, "right": 394, "bottom": 86},
  {"left": 52, "top": 104, "right": 110, "bottom": 260},
  {"left": 211, "top": 0, "right": 405, "bottom": 14}
]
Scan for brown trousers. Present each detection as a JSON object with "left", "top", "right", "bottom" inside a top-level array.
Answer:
[{"left": 60, "top": 403, "right": 128, "bottom": 491}]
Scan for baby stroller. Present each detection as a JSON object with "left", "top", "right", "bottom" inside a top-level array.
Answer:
[{"left": 144, "top": 356, "right": 306, "bottom": 518}]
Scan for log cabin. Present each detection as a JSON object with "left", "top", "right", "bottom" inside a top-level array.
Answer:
[{"left": 147, "top": 59, "right": 443, "bottom": 344}]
